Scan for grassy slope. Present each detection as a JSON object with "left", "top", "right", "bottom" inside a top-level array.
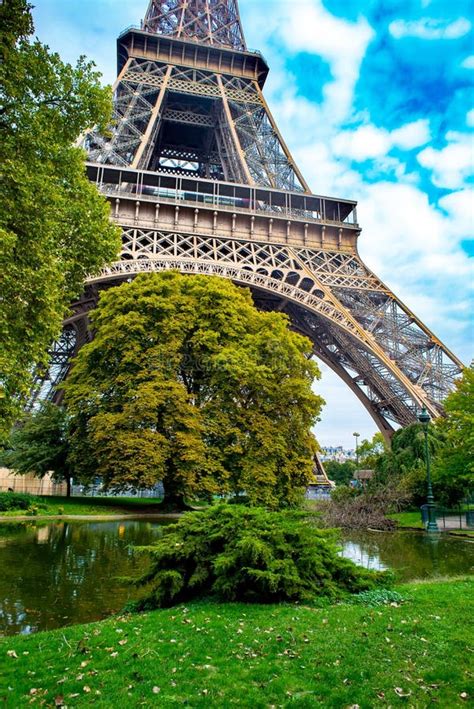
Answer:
[
  {"left": 0, "top": 496, "right": 165, "bottom": 518},
  {"left": 1, "top": 578, "right": 472, "bottom": 708}
]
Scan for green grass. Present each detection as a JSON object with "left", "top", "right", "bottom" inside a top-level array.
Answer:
[
  {"left": 388, "top": 510, "right": 424, "bottom": 528},
  {"left": 1, "top": 578, "right": 472, "bottom": 707},
  {"left": 0, "top": 495, "right": 165, "bottom": 518}
]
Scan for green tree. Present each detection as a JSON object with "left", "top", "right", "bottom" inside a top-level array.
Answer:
[
  {"left": 357, "top": 432, "right": 387, "bottom": 469},
  {"left": 433, "top": 366, "right": 474, "bottom": 504},
  {"left": 324, "top": 460, "right": 356, "bottom": 486},
  {"left": 1, "top": 403, "right": 73, "bottom": 496},
  {"left": 64, "top": 272, "right": 324, "bottom": 508},
  {"left": 0, "top": 0, "right": 121, "bottom": 436}
]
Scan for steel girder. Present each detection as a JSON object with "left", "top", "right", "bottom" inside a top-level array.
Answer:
[
  {"left": 32, "top": 0, "right": 463, "bottom": 437},
  {"left": 79, "top": 58, "right": 307, "bottom": 191},
  {"left": 143, "top": 0, "right": 246, "bottom": 51},
  {"left": 80, "top": 225, "right": 461, "bottom": 424}
]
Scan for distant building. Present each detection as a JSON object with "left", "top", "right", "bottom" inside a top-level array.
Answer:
[
  {"left": 320, "top": 446, "right": 357, "bottom": 463},
  {"left": 0, "top": 468, "right": 67, "bottom": 496}
]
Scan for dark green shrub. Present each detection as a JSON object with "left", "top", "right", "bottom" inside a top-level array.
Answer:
[
  {"left": 133, "top": 505, "right": 389, "bottom": 609},
  {"left": 0, "top": 491, "right": 39, "bottom": 511}
]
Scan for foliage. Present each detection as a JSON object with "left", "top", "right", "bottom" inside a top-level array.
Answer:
[
  {"left": 350, "top": 588, "right": 404, "bottom": 607},
  {"left": 324, "top": 459, "right": 356, "bottom": 486},
  {"left": 132, "top": 505, "right": 386, "bottom": 609},
  {"left": 64, "top": 272, "right": 323, "bottom": 507},
  {"left": 0, "top": 0, "right": 121, "bottom": 436},
  {"left": 330, "top": 484, "right": 360, "bottom": 504},
  {"left": 356, "top": 432, "right": 387, "bottom": 469},
  {"left": 433, "top": 366, "right": 474, "bottom": 504},
  {"left": 372, "top": 423, "right": 445, "bottom": 504},
  {"left": 1, "top": 403, "right": 73, "bottom": 495},
  {"left": 0, "top": 491, "right": 41, "bottom": 511}
]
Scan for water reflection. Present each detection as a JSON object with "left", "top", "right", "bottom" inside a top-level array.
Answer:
[
  {"left": 340, "top": 531, "right": 474, "bottom": 581},
  {"left": 0, "top": 521, "right": 472, "bottom": 637},
  {"left": 0, "top": 520, "right": 164, "bottom": 636}
]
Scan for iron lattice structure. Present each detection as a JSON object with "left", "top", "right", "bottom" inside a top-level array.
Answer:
[{"left": 36, "top": 0, "right": 462, "bottom": 445}]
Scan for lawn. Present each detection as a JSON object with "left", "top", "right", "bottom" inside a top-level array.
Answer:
[
  {"left": 0, "top": 495, "right": 165, "bottom": 518},
  {"left": 388, "top": 510, "right": 424, "bottom": 529},
  {"left": 1, "top": 578, "right": 472, "bottom": 707}
]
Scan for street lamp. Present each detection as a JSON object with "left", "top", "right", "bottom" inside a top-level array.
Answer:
[
  {"left": 418, "top": 407, "right": 439, "bottom": 533},
  {"left": 353, "top": 432, "right": 360, "bottom": 468}
]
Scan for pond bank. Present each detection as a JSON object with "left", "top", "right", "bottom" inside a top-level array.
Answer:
[
  {"left": 0, "top": 512, "right": 181, "bottom": 522},
  {"left": 1, "top": 577, "right": 472, "bottom": 707}
]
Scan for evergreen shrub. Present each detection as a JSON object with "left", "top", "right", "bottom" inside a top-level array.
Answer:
[
  {"left": 133, "top": 505, "right": 389, "bottom": 608},
  {"left": 0, "top": 491, "right": 40, "bottom": 511}
]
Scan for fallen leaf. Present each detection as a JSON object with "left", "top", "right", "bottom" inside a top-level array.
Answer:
[
  {"left": 394, "top": 687, "right": 411, "bottom": 697},
  {"left": 460, "top": 692, "right": 468, "bottom": 700},
  {"left": 83, "top": 686, "right": 91, "bottom": 693},
  {"left": 118, "top": 639, "right": 128, "bottom": 646},
  {"left": 152, "top": 686, "right": 160, "bottom": 694},
  {"left": 7, "top": 651, "right": 18, "bottom": 659},
  {"left": 54, "top": 696, "right": 64, "bottom": 707}
]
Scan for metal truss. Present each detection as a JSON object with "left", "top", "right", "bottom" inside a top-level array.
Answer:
[
  {"left": 143, "top": 0, "right": 246, "bottom": 51},
  {"left": 27, "top": 326, "right": 77, "bottom": 410},
  {"left": 43, "top": 0, "right": 462, "bottom": 440},
  {"left": 80, "top": 56, "right": 307, "bottom": 190},
  {"left": 82, "top": 226, "right": 462, "bottom": 426}
]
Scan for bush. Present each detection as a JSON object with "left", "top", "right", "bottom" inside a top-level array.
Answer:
[
  {"left": 132, "top": 505, "right": 389, "bottom": 609},
  {"left": 0, "top": 491, "right": 39, "bottom": 511},
  {"left": 350, "top": 588, "right": 404, "bottom": 607}
]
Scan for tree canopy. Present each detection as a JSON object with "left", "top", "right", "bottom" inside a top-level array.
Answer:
[
  {"left": 433, "top": 366, "right": 474, "bottom": 503},
  {"left": 64, "top": 272, "right": 324, "bottom": 507},
  {"left": 0, "top": 0, "right": 120, "bottom": 437},
  {"left": 1, "top": 403, "right": 73, "bottom": 496}
]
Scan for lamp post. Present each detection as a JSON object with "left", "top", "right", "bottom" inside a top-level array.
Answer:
[
  {"left": 353, "top": 432, "right": 360, "bottom": 468},
  {"left": 418, "top": 407, "right": 439, "bottom": 533}
]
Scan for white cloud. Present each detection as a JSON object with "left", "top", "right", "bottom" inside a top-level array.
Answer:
[
  {"left": 461, "top": 55, "right": 474, "bottom": 69},
  {"left": 417, "top": 131, "right": 474, "bottom": 188},
  {"left": 467, "top": 109, "right": 474, "bottom": 127},
  {"left": 332, "top": 124, "right": 391, "bottom": 161},
  {"left": 389, "top": 17, "right": 471, "bottom": 40},
  {"left": 331, "top": 119, "right": 430, "bottom": 162},
  {"left": 391, "top": 119, "right": 431, "bottom": 149},
  {"left": 438, "top": 189, "right": 474, "bottom": 237},
  {"left": 267, "top": 0, "right": 375, "bottom": 122}
]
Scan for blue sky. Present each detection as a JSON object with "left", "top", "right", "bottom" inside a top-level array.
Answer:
[{"left": 31, "top": 0, "right": 473, "bottom": 447}]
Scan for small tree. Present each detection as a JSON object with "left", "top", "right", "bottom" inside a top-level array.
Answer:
[
  {"left": 64, "top": 272, "right": 324, "bottom": 507},
  {"left": 2, "top": 403, "right": 73, "bottom": 496}
]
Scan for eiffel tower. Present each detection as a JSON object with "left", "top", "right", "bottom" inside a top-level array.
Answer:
[{"left": 33, "top": 0, "right": 462, "bottom": 461}]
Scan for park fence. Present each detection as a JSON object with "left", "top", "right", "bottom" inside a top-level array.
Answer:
[{"left": 420, "top": 498, "right": 474, "bottom": 530}]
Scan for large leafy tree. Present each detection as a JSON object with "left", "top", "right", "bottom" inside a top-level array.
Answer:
[
  {"left": 64, "top": 273, "right": 323, "bottom": 508},
  {"left": 0, "top": 0, "right": 120, "bottom": 436},
  {"left": 433, "top": 366, "right": 474, "bottom": 503},
  {"left": 1, "top": 403, "right": 73, "bottom": 496}
]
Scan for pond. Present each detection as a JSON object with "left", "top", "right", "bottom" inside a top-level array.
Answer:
[{"left": 0, "top": 519, "right": 472, "bottom": 636}]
